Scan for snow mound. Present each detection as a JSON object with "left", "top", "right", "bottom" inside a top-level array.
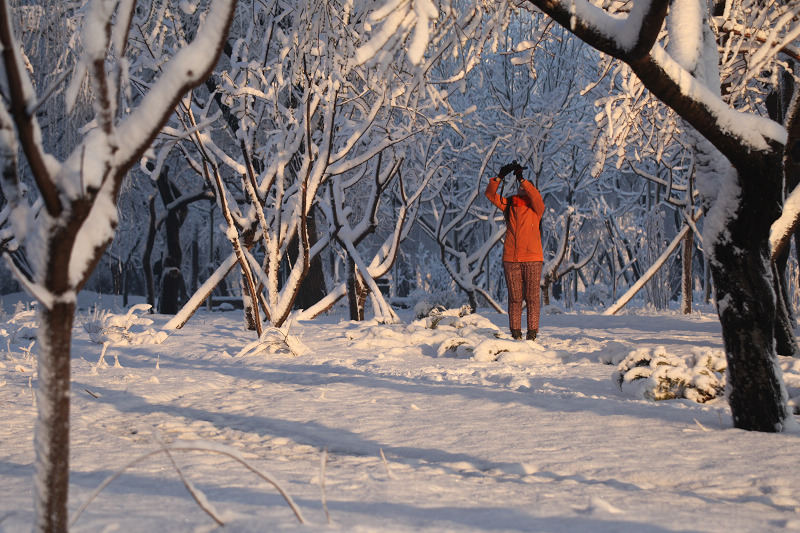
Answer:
[
  {"left": 349, "top": 310, "right": 561, "bottom": 364},
  {"left": 598, "top": 341, "right": 634, "bottom": 365},
  {"left": 237, "top": 323, "right": 308, "bottom": 357}
]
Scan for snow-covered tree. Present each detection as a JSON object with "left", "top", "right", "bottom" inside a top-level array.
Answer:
[
  {"left": 154, "top": 0, "right": 515, "bottom": 328},
  {"left": 518, "top": 0, "right": 799, "bottom": 431},
  {"left": 0, "top": 0, "right": 236, "bottom": 529}
]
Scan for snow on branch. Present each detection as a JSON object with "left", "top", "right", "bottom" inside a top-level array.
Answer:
[
  {"left": 525, "top": 0, "right": 788, "bottom": 163},
  {"left": 355, "top": 0, "right": 439, "bottom": 67},
  {"left": 0, "top": 0, "right": 61, "bottom": 215},
  {"left": 526, "top": 0, "right": 669, "bottom": 60},
  {"left": 112, "top": 0, "right": 237, "bottom": 174}
]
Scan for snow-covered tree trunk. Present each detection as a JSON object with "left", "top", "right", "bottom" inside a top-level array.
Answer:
[
  {"left": 33, "top": 302, "right": 74, "bottom": 532},
  {"left": 709, "top": 152, "right": 788, "bottom": 429}
]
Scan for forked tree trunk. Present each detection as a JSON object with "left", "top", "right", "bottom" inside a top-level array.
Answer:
[{"left": 156, "top": 167, "right": 187, "bottom": 315}]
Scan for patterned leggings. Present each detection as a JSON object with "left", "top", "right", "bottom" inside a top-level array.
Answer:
[{"left": 504, "top": 261, "right": 543, "bottom": 332}]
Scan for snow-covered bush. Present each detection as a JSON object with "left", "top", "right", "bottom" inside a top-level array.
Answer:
[
  {"left": 413, "top": 294, "right": 469, "bottom": 319},
  {"left": 582, "top": 283, "right": 610, "bottom": 306},
  {"left": 82, "top": 304, "right": 168, "bottom": 346},
  {"left": 414, "top": 305, "right": 473, "bottom": 328},
  {"left": 613, "top": 347, "right": 727, "bottom": 403},
  {"left": 0, "top": 305, "right": 38, "bottom": 344},
  {"left": 541, "top": 304, "right": 565, "bottom": 315}
]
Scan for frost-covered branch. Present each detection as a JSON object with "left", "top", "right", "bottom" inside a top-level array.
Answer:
[{"left": 524, "top": 0, "right": 787, "bottom": 165}]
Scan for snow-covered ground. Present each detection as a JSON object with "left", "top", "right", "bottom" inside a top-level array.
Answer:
[{"left": 3, "top": 294, "right": 800, "bottom": 532}]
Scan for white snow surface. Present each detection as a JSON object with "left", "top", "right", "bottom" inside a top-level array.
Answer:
[{"left": 3, "top": 294, "right": 800, "bottom": 532}]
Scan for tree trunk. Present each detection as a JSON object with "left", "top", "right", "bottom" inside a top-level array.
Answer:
[
  {"left": 772, "top": 261, "right": 799, "bottom": 356},
  {"left": 710, "top": 158, "right": 790, "bottom": 431},
  {"left": 243, "top": 271, "right": 258, "bottom": 331},
  {"left": 347, "top": 256, "right": 367, "bottom": 321},
  {"left": 681, "top": 229, "right": 693, "bottom": 314},
  {"left": 191, "top": 238, "right": 199, "bottom": 295},
  {"left": 541, "top": 273, "right": 552, "bottom": 306},
  {"left": 34, "top": 301, "right": 75, "bottom": 533},
  {"left": 156, "top": 167, "right": 187, "bottom": 314},
  {"left": 144, "top": 194, "right": 156, "bottom": 311},
  {"left": 289, "top": 208, "right": 327, "bottom": 311},
  {"left": 122, "top": 264, "right": 130, "bottom": 308}
]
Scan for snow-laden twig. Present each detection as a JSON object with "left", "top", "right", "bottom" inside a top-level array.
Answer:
[
  {"left": 320, "top": 447, "right": 331, "bottom": 523},
  {"left": 380, "top": 448, "right": 397, "bottom": 480},
  {"left": 69, "top": 438, "right": 306, "bottom": 527},
  {"left": 156, "top": 435, "right": 224, "bottom": 526}
]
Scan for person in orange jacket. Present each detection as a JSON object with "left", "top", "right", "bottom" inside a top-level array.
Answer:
[{"left": 485, "top": 161, "right": 546, "bottom": 340}]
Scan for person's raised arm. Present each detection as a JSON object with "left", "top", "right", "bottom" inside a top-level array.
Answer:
[
  {"left": 485, "top": 173, "right": 508, "bottom": 211},
  {"left": 520, "top": 179, "right": 545, "bottom": 218}
]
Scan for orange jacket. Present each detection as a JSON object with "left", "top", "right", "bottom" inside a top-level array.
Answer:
[{"left": 485, "top": 177, "right": 545, "bottom": 262}]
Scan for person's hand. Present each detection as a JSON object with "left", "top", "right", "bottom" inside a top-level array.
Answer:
[{"left": 498, "top": 162, "right": 516, "bottom": 178}]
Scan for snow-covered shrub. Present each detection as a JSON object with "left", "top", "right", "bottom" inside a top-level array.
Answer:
[
  {"left": 597, "top": 341, "right": 634, "bottom": 365},
  {"left": 613, "top": 347, "right": 726, "bottom": 403},
  {"left": 414, "top": 304, "right": 473, "bottom": 328},
  {"left": 82, "top": 304, "right": 168, "bottom": 346},
  {"left": 0, "top": 305, "right": 38, "bottom": 343},
  {"left": 542, "top": 304, "right": 565, "bottom": 315},
  {"left": 413, "top": 292, "right": 468, "bottom": 319},
  {"left": 582, "top": 283, "right": 610, "bottom": 306},
  {"left": 436, "top": 337, "right": 473, "bottom": 358}
]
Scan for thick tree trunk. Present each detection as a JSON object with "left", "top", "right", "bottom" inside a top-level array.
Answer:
[
  {"left": 710, "top": 158, "right": 790, "bottom": 431},
  {"left": 34, "top": 301, "right": 75, "bottom": 533},
  {"left": 467, "top": 290, "right": 479, "bottom": 313}
]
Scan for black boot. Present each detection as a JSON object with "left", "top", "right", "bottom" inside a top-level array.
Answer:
[
  {"left": 511, "top": 329, "right": 522, "bottom": 340},
  {"left": 526, "top": 330, "right": 537, "bottom": 341}
]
